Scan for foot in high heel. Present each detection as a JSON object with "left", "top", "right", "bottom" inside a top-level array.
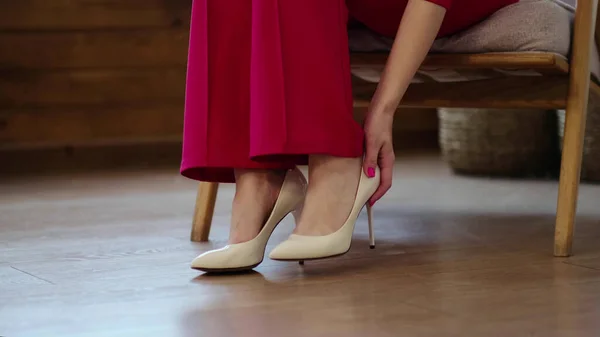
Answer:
[
  {"left": 191, "top": 167, "right": 307, "bottom": 272},
  {"left": 268, "top": 165, "right": 380, "bottom": 261}
]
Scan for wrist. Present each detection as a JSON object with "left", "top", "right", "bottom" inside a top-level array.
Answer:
[
  {"left": 370, "top": 86, "right": 403, "bottom": 115},
  {"left": 369, "top": 97, "right": 399, "bottom": 116}
]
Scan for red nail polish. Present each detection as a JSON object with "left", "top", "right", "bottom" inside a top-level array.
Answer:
[{"left": 367, "top": 167, "right": 375, "bottom": 178}]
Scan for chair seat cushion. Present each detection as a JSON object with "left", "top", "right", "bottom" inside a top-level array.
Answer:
[{"left": 349, "top": 0, "right": 600, "bottom": 83}]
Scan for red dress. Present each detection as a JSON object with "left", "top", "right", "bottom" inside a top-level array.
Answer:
[{"left": 181, "top": 0, "right": 518, "bottom": 182}]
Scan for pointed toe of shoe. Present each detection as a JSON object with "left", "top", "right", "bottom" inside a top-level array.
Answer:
[
  {"left": 190, "top": 245, "right": 264, "bottom": 272},
  {"left": 268, "top": 240, "right": 302, "bottom": 261},
  {"left": 190, "top": 250, "right": 225, "bottom": 270}
]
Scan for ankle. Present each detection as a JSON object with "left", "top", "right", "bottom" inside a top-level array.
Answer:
[
  {"left": 229, "top": 169, "right": 288, "bottom": 244},
  {"left": 307, "top": 155, "right": 361, "bottom": 181},
  {"left": 234, "top": 169, "right": 286, "bottom": 201},
  {"left": 235, "top": 169, "right": 286, "bottom": 186}
]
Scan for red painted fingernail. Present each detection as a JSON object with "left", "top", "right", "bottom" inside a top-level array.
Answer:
[{"left": 367, "top": 167, "right": 375, "bottom": 178}]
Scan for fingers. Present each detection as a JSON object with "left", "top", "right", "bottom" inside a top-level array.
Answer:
[
  {"left": 363, "top": 138, "right": 380, "bottom": 179},
  {"left": 369, "top": 143, "right": 395, "bottom": 206}
]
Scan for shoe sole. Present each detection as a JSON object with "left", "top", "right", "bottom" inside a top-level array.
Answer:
[
  {"left": 270, "top": 250, "right": 349, "bottom": 262},
  {"left": 190, "top": 261, "right": 262, "bottom": 274}
]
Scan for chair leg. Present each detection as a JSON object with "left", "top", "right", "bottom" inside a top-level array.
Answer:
[
  {"left": 555, "top": 103, "right": 587, "bottom": 257},
  {"left": 191, "top": 182, "right": 219, "bottom": 242},
  {"left": 554, "top": 0, "right": 597, "bottom": 257}
]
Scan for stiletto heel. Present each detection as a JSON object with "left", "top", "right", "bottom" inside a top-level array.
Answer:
[
  {"left": 293, "top": 204, "right": 305, "bottom": 267},
  {"left": 367, "top": 203, "right": 375, "bottom": 249},
  {"left": 269, "top": 166, "right": 380, "bottom": 261},
  {"left": 191, "top": 167, "right": 307, "bottom": 272},
  {"left": 292, "top": 208, "right": 306, "bottom": 266}
]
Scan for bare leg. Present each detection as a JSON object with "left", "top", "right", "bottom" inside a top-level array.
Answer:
[
  {"left": 294, "top": 155, "right": 362, "bottom": 236},
  {"left": 229, "top": 169, "right": 286, "bottom": 244}
]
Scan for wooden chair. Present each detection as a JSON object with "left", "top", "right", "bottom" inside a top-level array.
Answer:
[{"left": 191, "top": 0, "right": 599, "bottom": 257}]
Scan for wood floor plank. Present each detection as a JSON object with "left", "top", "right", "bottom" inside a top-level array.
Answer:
[
  {"left": 565, "top": 255, "right": 600, "bottom": 270},
  {"left": 0, "top": 265, "right": 52, "bottom": 286},
  {"left": 403, "top": 278, "right": 600, "bottom": 337},
  {"left": 1, "top": 154, "right": 599, "bottom": 337}
]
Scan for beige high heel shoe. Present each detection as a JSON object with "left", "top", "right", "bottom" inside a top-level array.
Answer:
[
  {"left": 191, "top": 167, "right": 307, "bottom": 272},
  {"left": 268, "top": 166, "right": 380, "bottom": 261}
]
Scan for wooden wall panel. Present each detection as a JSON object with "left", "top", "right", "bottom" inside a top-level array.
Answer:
[
  {"left": 0, "top": 0, "right": 193, "bottom": 154},
  {"left": 0, "top": 29, "right": 189, "bottom": 69},
  {"left": 0, "top": 104, "right": 183, "bottom": 147},
  {"left": 0, "top": 69, "right": 186, "bottom": 107},
  {"left": 0, "top": 0, "right": 191, "bottom": 30},
  {"left": 0, "top": 142, "right": 184, "bottom": 175}
]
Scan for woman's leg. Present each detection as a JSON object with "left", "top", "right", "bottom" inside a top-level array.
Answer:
[
  {"left": 182, "top": 0, "right": 366, "bottom": 240},
  {"left": 231, "top": 169, "right": 286, "bottom": 243}
]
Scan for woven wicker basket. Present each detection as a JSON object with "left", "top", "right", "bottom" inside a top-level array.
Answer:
[
  {"left": 557, "top": 102, "right": 600, "bottom": 181},
  {"left": 438, "top": 108, "right": 560, "bottom": 176}
]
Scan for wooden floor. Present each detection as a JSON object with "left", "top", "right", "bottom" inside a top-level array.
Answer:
[{"left": 1, "top": 153, "right": 600, "bottom": 337}]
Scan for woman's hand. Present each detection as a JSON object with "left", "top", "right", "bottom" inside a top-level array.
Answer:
[
  {"left": 361, "top": 0, "right": 447, "bottom": 205},
  {"left": 363, "top": 107, "right": 395, "bottom": 206}
]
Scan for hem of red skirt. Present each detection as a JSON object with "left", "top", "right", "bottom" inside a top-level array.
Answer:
[
  {"left": 180, "top": 148, "right": 363, "bottom": 183},
  {"left": 180, "top": 161, "right": 295, "bottom": 183}
]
